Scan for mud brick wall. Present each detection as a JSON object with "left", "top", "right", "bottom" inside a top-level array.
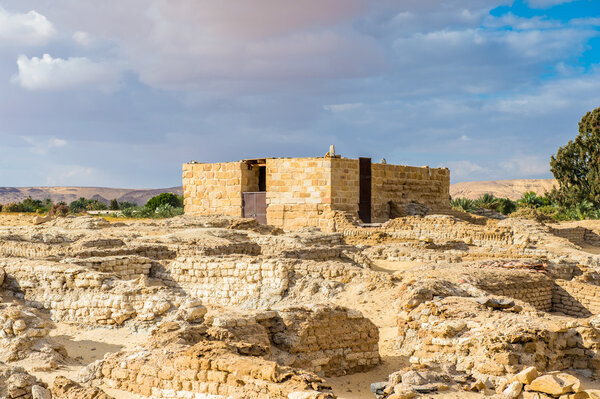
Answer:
[
  {"left": 183, "top": 161, "right": 245, "bottom": 217},
  {"left": 398, "top": 297, "right": 600, "bottom": 379},
  {"left": 371, "top": 164, "right": 450, "bottom": 222},
  {"left": 549, "top": 227, "right": 587, "bottom": 245},
  {"left": 474, "top": 279, "right": 554, "bottom": 311},
  {"left": 70, "top": 255, "right": 152, "bottom": 279},
  {"left": 0, "top": 239, "right": 173, "bottom": 260},
  {"left": 3, "top": 262, "right": 186, "bottom": 326},
  {"left": 553, "top": 280, "right": 600, "bottom": 317},
  {"left": 275, "top": 306, "right": 380, "bottom": 376},
  {"left": 158, "top": 256, "right": 291, "bottom": 307},
  {"left": 101, "top": 344, "right": 331, "bottom": 399}
]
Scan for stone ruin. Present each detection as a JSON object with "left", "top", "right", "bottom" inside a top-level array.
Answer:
[{"left": 4, "top": 210, "right": 600, "bottom": 398}]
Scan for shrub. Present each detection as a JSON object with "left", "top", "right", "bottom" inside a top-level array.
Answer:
[
  {"left": 475, "top": 193, "right": 499, "bottom": 210},
  {"left": 518, "top": 191, "right": 542, "bottom": 208},
  {"left": 145, "top": 193, "right": 180, "bottom": 211},
  {"left": 450, "top": 197, "right": 478, "bottom": 213},
  {"left": 118, "top": 201, "right": 137, "bottom": 209},
  {"left": 109, "top": 199, "right": 119, "bottom": 210},
  {"left": 2, "top": 202, "right": 24, "bottom": 212},
  {"left": 69, "top": 197, "right": 107, "bottom": 213},
  {"left": 49, "top": 204, "right": 69, "bottom": 217},
  {"left": 154, "top": 204, "right": 184, "bottom": 218},
  {"left": 509, "top": 207, "right": 555, "bottom": 223},
  {"left": 496, "top": 198, "right": 517, "bottom": 215}
]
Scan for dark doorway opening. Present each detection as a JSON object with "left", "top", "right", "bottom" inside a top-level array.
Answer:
[
  {"left": 258, "top": 166, "right": 266, "bottom": 192},
  {"left": 359, "top": 157, "right": 372, "bottom": 223}
]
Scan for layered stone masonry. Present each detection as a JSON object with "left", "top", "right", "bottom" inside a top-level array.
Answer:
[
  {"left": 69, "top": 255, "right": 152, "bottom": 279},
  {"left": 397, "top": 296, "right": 600, "bottom": 381},
  {"left": 273, "top": 306, "right": 380, "bottom": 376},
  {"left": 553, "top": 279, "right": 600, "bottom": 317},
  {"left": 156, "top": 255, "right": 369, "bottom": 308},
  {"left": 371, "top": 164, "right": 450, "bottom": 222}
]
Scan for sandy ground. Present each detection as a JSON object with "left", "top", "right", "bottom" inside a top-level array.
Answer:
[{"left": 28, "top": 323, "right": 148, "bottom": 399}]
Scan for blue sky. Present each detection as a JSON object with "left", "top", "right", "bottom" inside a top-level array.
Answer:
[{"left": 0, "top": 0, "right": 599, "bottom": 187}]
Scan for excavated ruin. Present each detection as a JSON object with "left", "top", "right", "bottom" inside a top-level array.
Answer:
[{"left": 4, "top": 212, "right": 600, "bottom": 398}]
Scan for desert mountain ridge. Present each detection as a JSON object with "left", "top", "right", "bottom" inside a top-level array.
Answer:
[
  {"left": 450, "top": 178, "right": 557, "bottom": 200},
  {"left": 0, "top": 178, "right": 556, "bottom": 205},
  {"left": 0, "top": 186, "right": 183, "bottom": 206}
]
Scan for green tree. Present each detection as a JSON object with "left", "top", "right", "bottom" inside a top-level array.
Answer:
[
  {"left": 145, "top": 193, "right": 180, "bottom": 211},
  {"left": 550, "top": 106, "right": 600, "bottom": 206},
  {"left": 109, "top": 198, "right": 119, "bottom": 210}
]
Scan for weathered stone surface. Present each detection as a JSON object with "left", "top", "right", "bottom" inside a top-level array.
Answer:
[{"left": 529, "top": 375, "right": 574, "bottom": 395}]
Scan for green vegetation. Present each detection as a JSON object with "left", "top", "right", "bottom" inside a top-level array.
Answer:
[
  {"left": 109, "top": 198, "right": 119, "bottom": 210},
  {"left": 145, "top": 193, "right": 182, "bottom": 211},
  {"left": 551, "top": 105, "right": 600, "bottom": 207},
  {"left": 0, "top": 193, "right": 184, "bottom": 219},
  {"left": 450, "top": 197, "right": 477, "bottom": 212}
]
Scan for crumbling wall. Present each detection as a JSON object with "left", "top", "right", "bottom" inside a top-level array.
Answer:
[
  {"left": 274, "top": 306, "right": 380, "bottom": 376},
  {"left": 397, "top": 296, "right": 600, "bottom": 380},
  {"left": 2, "top": 261, "right": 199, "bottom": 326},
  {"left": 183, "top": 161, "right": 245, "bottom": 217},
  {"left": 371, "top": 164, "right": 450, "bottom": 222},
  {"left": 156, "top": 255, "right": 369, "bottom": 308},
  {"left": 474, "top": 278, "right": 554, "bottom": 311},
  {"left": 159, "top": 256, "right": 291, "bottom": 307},
  {"left": 553, "top": 280, "right": 600, "bottom": 317}
]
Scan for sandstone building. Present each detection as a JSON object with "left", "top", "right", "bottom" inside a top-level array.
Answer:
[{"left": 182, "top": 153, "right": 450, "bottom": 230}]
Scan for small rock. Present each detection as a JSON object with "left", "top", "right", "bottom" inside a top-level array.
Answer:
[
  {"left": 31, "top": 385, "right": 51, "bottom": 399},
  {"left": 514, "top": 366, "right": 539, "bottom": 385},
  {"left": 502, "top": 381, "right": 523, "bottom": 399},
  {"left": 370, "top": 382, "right": 387, "bottom": 395}
]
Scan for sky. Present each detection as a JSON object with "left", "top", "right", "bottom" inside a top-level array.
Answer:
[{"left": 0, "top": 0, "right": 599, "bottom": 187}]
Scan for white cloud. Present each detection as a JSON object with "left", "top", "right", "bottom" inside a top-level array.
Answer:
[
  {"left": 23, "top": 136, "right": 68, "bottom": 155},
  {"left": 526, "top": 0, "right": 576, "bottom": 9},
  {"left": 45, "top": 165, "right": 97, "bottom": 186},
  {"left": 0, "top": 5, "right": 55, "bottom": 45},
  {"left": 443, "top": 160, "right": 489, "bottom": 179},
  {"left": 72, "top": 31, "right": 94, "bottom": 46},
  {"left": 500, "top": 155, "right": 550, "bottom": 176},
  {"left": 13, "top": 54, "right": 123, "bottom": 91},
  {"left": 324, "top": 103, "right": 364, "bottom": 113}
]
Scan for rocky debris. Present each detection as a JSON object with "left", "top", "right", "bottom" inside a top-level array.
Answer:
[
  {"left": 51, "top": 376, "right": 113, "bottom": 399},
  {"left": 0, "top": 361, "right": 47, "bottom": 399},
  {"left": 0, "top": 302, "right": 67, "bottom": 369},
  {"left": 99, "top": 320, "right": 338, "bottom": 399}
]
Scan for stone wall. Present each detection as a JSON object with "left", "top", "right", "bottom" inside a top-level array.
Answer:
[
  {"left": 474, "top": 278, "right": 554, "bottom": 311},
  {"left": 183, "top": 157, "right": 451, "bottom": 230},
  {"left": 553, "top": 280, "right": 600, "bottom": 317},
  {"left": 371, "top": 164, "right": 450, "bottom": 222},
  {"left": 274, "top": 306, "right": 380, "bottom": 376},
  {"left": 156, "top": 255, "right": 369, "bottom": 308},
  {"left": 266, "top": 157, "right": 334, "bottom": 231},
  {"left": 183, "top": 161, "right": 245, "bottom": 217},
  {"left": 330, "top": 158, "right": 359, "bottom": 215}
]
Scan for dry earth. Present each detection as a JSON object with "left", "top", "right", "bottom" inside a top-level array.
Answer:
[
  {"left": 3, "top": 211, "right": 600, "bottom": 398},
  {"left": 450, "top": 178, "right": 557, "bottom": 200}
]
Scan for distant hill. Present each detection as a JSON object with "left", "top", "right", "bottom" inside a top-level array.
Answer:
[
  {"left": 0, "top": 186, "right": 183, "bottom": 205},
  {"left": 450, "top": 179, "right": 557, "bottom": 200}
]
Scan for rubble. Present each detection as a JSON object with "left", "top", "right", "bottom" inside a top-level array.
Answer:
[{"left": 4, "top": 211, "right": 600, "bottom": 398}]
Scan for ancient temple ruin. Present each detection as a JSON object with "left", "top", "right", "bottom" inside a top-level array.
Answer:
[{"left": 182, "top": 152, "right": 451, "bottom": 230}]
